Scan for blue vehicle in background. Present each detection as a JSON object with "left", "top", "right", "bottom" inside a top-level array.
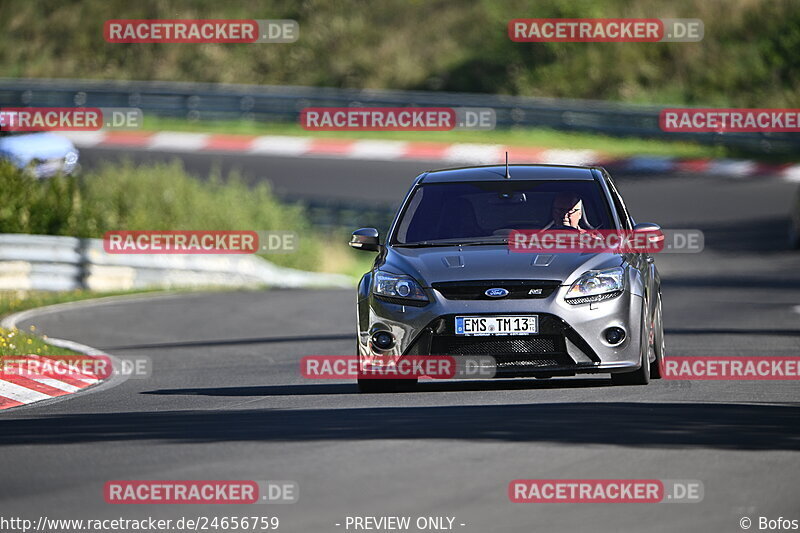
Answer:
[{"left": 0, "top": 130, "right": 79, "bottom": 178}]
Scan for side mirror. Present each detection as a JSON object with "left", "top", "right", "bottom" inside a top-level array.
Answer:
[
  {"left": 633, "top": 222, "right": 664, "bottom": 245},
  {"left": 349, "top": 227, "right": 381, "bottom": 252}
]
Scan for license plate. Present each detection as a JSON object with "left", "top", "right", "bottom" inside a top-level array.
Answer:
[{"left": 455, "top": 315, "right": 539, "bottom": 336}]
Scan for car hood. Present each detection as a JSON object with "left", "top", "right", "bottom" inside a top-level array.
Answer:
[
  {"left": 383, "top": 245, "right": 625, "bottom": 286},
  {"left": 0, "top": 133, "right": 77, "bottom": 161}
]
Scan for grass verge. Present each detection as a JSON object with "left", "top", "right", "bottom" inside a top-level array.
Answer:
[{"left": 0, "top": 326, "right": 78, "bottom": 358}]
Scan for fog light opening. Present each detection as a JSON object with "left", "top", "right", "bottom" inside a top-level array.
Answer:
[
  {"left": 604, "top": 327, "right": 626, "bottom": 345},
  {"left": 371, "top": 331, "right": 395, "bottom": 350}
]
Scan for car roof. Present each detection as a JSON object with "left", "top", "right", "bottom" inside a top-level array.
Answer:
[{"left": 419, "top": 164, "right": 601, "bottom": 183}]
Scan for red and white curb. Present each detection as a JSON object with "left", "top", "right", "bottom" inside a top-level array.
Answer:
[
  {"left": 0, "top": 354, "right": 102, "bottom": 410},
  {"left": 0, "top": 298, "right": 132, "bottom": 411},
  {"left": 63, "top": 131, "right": 800, "bottom": 181}
]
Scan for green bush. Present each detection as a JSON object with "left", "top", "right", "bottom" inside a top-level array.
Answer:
[
  {"left": 0, "top": 160, "right": 323, "bottom": 270},
  {"left": 0, "top": 0, "right": 797, "bottom": 107}
]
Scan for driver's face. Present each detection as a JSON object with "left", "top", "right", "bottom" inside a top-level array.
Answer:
[{"left": 552, "top": 199, "right": 582, "bottom": 228}]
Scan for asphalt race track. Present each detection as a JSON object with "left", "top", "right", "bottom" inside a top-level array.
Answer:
[
  {"left": 78, "top": 146, "right": 435, "bottom": 204},
  {"left": 1, "top": 149, "right": 799, "bottom": 533}
]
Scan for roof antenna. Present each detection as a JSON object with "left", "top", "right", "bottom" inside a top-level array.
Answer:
[{"left": 505, "top": 151, "right": 511, "bottom": 179}]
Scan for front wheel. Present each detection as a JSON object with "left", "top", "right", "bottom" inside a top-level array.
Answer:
[
  {"left": 611, "top": 302, "right": 651, "bottom": 386},
  {"left": 357, "top": 378, "right": 418, "bottom": 393},
  {"left": 357, "top": 378, "right": 395, "bottom": 393},
  {"left": 355, "top": 343, "right": 418, "bottom": 393},
  {"left": 650, "top": 295, "right": 665, "bottom": 379},
  {"left": 789, "top": 220, "right": 800, "bottom": 249}
]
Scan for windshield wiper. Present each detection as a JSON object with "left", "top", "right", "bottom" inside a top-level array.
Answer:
[
  {"left": 456, "top": 240, "right": 508, "bottom": 246},
  {"left": 393, "top": 242, "right": 463, "bottom": 248},
  {"left": 393, "top": 240, "right": 508, "bottom": 248}
]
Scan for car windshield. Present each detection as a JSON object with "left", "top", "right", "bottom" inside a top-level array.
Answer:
[{"left": 392, "top": 179, "right": 614, "bottom": 245}]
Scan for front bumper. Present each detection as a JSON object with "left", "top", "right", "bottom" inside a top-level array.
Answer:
[{"left": 358, "top": 284, "right": 644, "bottom": 377}]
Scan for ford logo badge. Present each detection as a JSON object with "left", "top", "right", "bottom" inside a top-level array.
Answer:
[{"left": 485, "top": 288, "right": 509, "bottom": 298}]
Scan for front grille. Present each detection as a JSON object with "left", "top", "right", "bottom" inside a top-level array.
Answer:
[
  {"left": 432, "top": 335, "right": 560, "bottom": 355},
  {"left": 432, "top": 279, "right": 561, "bottom": 300},
  {"left": 430, "top": 334, "right": 574, "bottom": 369},
  {"left": 494, "top": 355, "right": 570, "bottom": 368}
]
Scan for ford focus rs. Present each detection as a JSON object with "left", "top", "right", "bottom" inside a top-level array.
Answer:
[{"left": 350, "top": 164, "right": 665, "bottom": 392}]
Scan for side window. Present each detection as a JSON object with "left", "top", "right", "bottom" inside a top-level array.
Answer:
[{"left": 605, "top": 176, "right": 632, "bottom": 230}]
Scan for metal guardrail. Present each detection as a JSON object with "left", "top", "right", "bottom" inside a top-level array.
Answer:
[
  {"left": 289, "top": 197, "right": 396, "bottom": 234},
  {"left": 1, "top": 78, "right": 797, "bottom": 152},
  {"left": 0, "top": 233, "right": 351, "bottom": 292}
]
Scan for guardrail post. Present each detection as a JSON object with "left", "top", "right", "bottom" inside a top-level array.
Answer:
[{"left": 77, "top": 237, "right": 91, "bottom": 290}]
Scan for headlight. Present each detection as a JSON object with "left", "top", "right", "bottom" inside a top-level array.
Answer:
[
  {"left": 565, "top": 267, "right": 625, "bottom": 304},
  {"left": 373, "top": 270, "right": 428, "bottom": 304}
]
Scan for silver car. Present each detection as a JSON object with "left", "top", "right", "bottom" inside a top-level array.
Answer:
[{"left": 350, "top": 164, "right": 665, "bottom": 392}]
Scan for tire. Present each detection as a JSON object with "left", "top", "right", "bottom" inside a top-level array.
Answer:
[
  {"left": 355, "top": 342, "right": 418, "bottom": 393},
  {"left": 357, "top": 378, "right": 396, "bottom": 393},
  {"left": 650, "top": 295, "right": 665, "bottom": 379},
  {"left": 611, "top": 302, "right": 651, "bottom": 386},
  {"left": 357, "top": 378, "right": 417, "bottom": 393},
  {"left": 790, "top": 221, "right": 800, "bottom": 250}
]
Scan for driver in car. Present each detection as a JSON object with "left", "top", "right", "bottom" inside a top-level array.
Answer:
[{"left": 544, "top": 191, "right": 587, "bottom": 230}]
